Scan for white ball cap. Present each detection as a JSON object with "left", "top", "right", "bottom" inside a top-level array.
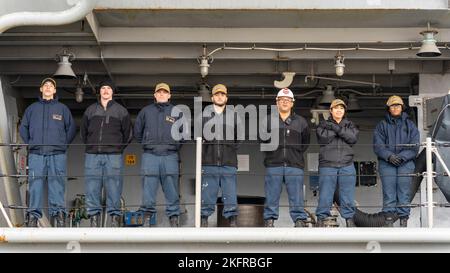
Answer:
[{"left": 276, "top": 88, "right": 294, "bottom": 100}]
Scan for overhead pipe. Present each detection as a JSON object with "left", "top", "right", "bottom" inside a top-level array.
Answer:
[
  {"left": 336, "top": 88, "right": 410, "bottom": 97},
  {"left": 0, "top": 0, "right": 97, "bottom": 33},
  {"left": 305, "top": 75, "right": 381, "bottom": 88}
]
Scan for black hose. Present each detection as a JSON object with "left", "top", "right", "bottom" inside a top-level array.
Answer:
[
  {"left": 332, "top": 182, "right": 398, "bottom": 227},
  {"left": 353, "top": 209, "right": 398, "bottom": 227}
]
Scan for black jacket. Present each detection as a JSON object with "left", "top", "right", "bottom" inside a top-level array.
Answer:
[
  {"left": 264, "top": 113, "right": 310, "bottom": 169},
  {"left": 201, "top": 106, "right": 241, "bottom": 168},
  {"left": 134, "top": 102, "right": 184, "bottom": 155},
  {"left": 316, "top": 117, "right": 359, "bottom": 168},
  {"left": 80, "top": 100, "right": 132, "bottom": 154}
]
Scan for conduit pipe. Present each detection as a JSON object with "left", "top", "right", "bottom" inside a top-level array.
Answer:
[{"left": 0, "top": 0, "right": 97, "bottom": 33}]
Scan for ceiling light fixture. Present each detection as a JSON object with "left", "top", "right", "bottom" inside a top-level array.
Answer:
[
  {"left": 197, "top": 44, "right": 213, "bottom": 78},
  {"left": 319, "top": 85, "right": 336, "bottom": 106},
  {"left": 53, "top": 49, "right": 76, "bottom": 79},
  {"left": 346, "top": 94, "right": 362, "bottom": 112},
  {"left": 417, "top": 22, "right": 441, "bottom": 57},
  {"left": 334, "top": 52, "right": 345, "bottom": 77}
]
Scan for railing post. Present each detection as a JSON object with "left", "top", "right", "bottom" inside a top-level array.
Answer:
[
  {"left": 195, "top": 137, "right": 202, "bottom": 228},
  {"left": 425, "top": 137, "right": 434, "bottom": 228}
]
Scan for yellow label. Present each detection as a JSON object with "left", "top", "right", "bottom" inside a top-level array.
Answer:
[{"left": 125, "top": 154, "right": 136, "bottom": 166}]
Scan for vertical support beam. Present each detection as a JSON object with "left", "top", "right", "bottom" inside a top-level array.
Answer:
[
  {"left": 425, "top": 137, "right": 434, "bottom": 228},
  {"left": 409, "top": 95, "right": 427, "bottom": 227},
  {"left": 0, "top": 77, "right": 24, "bottom": 226},
  {"left": 420, "top": 173, "right": 427, "bottom": 227},
  {"left": 195, "top": 137, "right": 202, "bottom": 228}
]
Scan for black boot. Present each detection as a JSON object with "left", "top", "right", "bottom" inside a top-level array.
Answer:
[
  {"left": 90, "top": 214, "right": 100, "bottom": 227},
  {"left": 111, "top": 215, "right": 122, "bottom": 227},
  {"left": 264, "top": 219, "right": 274, "bottom": 227},
  {"left": 400, "top": 217, "right": 408, "bottom": 228},
  {"left": 201, "top": 216, "right": 208, "bottom": 227},
  {"left": 294, "top": 219, "right": 307, "bottom": 227},
  {"left": 346, "top": 218, "right": 356, "bottom": 228},
  {"left": 228, "top": 216, "right": 238, "bottom": 227},
  {"left": 26, "top": 214, "right": 38, "bottom": 227},
  {"left": 169, "top": 215, "right": 179, "bottom": 227},
  {"left": 53, "top": 211, "right": 66, "bottom": 227}
]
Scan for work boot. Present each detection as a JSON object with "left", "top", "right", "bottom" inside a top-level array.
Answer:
[
  {"left": 201, "top": 216, "right": 208, "bottom": 227},
  {"left": 264, "top": 219, "right": 274, "bottom": 227},
  {"left": 169, "top": 215, "right": 179, "bottom": 227},
  {"left": 228, "top": 216, "right": 238, "bottom": 227},
  {"left": 90, "top": 214, "right": 100, "bottom": 227},
  {"left": 294, "top": 219, "right": 307, "bottom": 227},
  {"left": 400, "top": 217, "right": 408, "bottom": 228},
  {"left": 53, "top": 211, "right": 66, "bottom": 227},
  {"left": 111, "top": 215, "right": 122, "bottom": 227},
  {"left": 26, "top": 214, "right": 38, "bottom": 227},
  {"left": 384, "top": 216, "right": 394, "bottom": 227},
  {"left": 346, "top": 218, "right": 356, "bottom": 228},
  {"left": 144, "top": 212, "right": 153, "bottom": 227}
]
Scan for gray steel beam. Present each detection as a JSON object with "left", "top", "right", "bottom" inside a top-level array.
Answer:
[
  {"left": 85, "top": 12, "right": 100, "bottom": 42},
  {"left": 2, "top": 44, "right": 450, "bottom": 60},
  {"left": 98, "top": 27, "right": 450, "bottom": 43},
  {"left": 0, "top": 59, "right": 445, "bottom": 75},
  {"left": 95, "top": 0, "right": 448, "bottom": 10},
  {"left": 0, "top": 46, "right": 100, "bottom": 60}
]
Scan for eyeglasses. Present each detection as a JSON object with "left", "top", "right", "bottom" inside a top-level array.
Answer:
[{"left": 277, "top": 98, "right": 293, "bottom": 103}]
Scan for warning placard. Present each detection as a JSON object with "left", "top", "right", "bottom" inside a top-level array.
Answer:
[{"left": 125, "top": 154, "right": 136, "bottom": 166}]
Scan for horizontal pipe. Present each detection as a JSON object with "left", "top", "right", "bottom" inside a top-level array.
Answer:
[
  {"left": 305, "top": 75, "right": 381, "bottom": 87},
  {"left": 1, "top": 228, "right": 450, "bottom": 244}
]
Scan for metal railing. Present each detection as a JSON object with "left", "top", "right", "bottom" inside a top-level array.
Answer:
[{"left": 0, "top": 138, "right": 449, "bottom": 228}]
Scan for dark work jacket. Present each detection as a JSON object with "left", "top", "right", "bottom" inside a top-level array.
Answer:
[
  {"left": 80, "top": 100, "right": 132, "bottom": 154},
  {"left": 134, "top": 102, "right": 184, "bottom": 155},
  {"left": 373, "top": 112, "right": 419, "bottom": 163},
  {"left": 201, "top": 106, "right": 241, "bottom": 168},
  {"left": 264, "top": 113, "right": 310, "bottom": 169},
  {"left": 19, "top": 96, "right": 76, "bottom": 155},
  {"left": 316, "top": 117, "right": 359, "bottom": 168}
]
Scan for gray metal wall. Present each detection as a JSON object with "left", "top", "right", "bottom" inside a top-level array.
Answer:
[{"left": 64, "top": 116, "right": 387, "bottom": 227}]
